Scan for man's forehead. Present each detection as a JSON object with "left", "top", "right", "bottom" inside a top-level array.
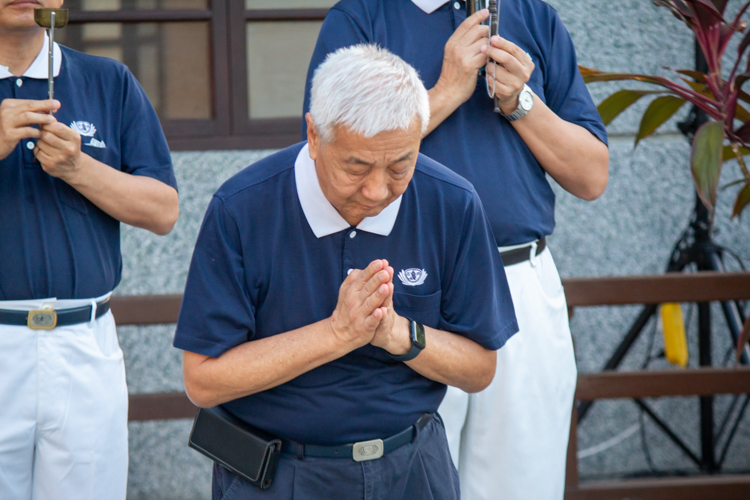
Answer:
[{"left": 329, "top": 123, "right": 421, "bottom": 151}]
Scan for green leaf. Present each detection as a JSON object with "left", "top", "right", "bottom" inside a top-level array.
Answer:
[
  {"left": 722, "top": 144, "right": 750, "bottom": 161},
  {"left": 691, "top": 121, "right": 725, "bottom": 210},
  {"left": 720, "top": 178, "right": 747, "bottom": 190},
  {"left": 635, "top": 96, "right": 687, "bottom": 146},
  {"left": 732, "top": 183, "right": 750, "bottom": 218},
  {"left": 597, "top": 90, "right": 663, "bottom": 126},
  {"left": 732, "top": 72, "right": 750, "bottom": 105},
  {"left": 735, "top": 103, "right": 750, "bottom": 123},
  {"left": 681, "top": 79, "right": 713, "bottom": 97},
  {"left": 674, "top": 69, "right": 708, "bottom": 83}
]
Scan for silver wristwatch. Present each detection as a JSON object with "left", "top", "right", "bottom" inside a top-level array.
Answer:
[{"left": 501, "top": 84, "right": 534, "bottom": 121}]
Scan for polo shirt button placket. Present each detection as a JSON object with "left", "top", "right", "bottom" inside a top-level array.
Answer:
[{"left": 342, "top": 228, "right": 356, "bottom": 282}]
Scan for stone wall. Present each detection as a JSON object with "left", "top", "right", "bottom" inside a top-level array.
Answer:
[{"left": 119, "top": 1, "right": 750, "bottom": 497}]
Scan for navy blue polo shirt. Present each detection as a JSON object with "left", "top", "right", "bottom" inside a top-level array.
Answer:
[
  {"left": 302, "top": 0, "right": 608, "bottom": 246},
  {"left": 0, "top": 41, "right": 176, "bottom": 300},
  {"left": 174, "top": 142, "right": 518, "bottom": 445}
]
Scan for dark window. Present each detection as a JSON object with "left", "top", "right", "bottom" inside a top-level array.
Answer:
[{"left": 59, "top": 0, "right": 332, "bottom": 150}]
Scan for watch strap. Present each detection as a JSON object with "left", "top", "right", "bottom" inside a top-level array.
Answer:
[
  {"left": 390, "top": 318, "right": 425, "bottom": 362},
  {"left": 501, "top": 84, "right": 532, "bottom": 121}
]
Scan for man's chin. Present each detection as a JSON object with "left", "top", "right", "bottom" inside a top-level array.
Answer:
[
  {"left": 2, "top": 10, "right": 39, "bottom": 30},
  {"left": 353, "top": 206, "right": 387, "bottom": 219}
]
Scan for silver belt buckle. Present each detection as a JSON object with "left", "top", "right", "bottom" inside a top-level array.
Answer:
[
  {"left": 28, "top": 309, "right": 57, "bottom": 330},
  {"left": 352, "top": 439, "right": 384, "bottom": 462}
]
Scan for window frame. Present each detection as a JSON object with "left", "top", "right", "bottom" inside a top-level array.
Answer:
[
  {"left": 66, "top": 2, "right": 329, "bottom": 151},
  {"left": 226, "top": 4, "right": 328, "bottom": 150}
]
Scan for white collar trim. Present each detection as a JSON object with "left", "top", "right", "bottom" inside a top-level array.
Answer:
[
  {"left": 412, "top": 0, "right": 451, "bottom": 14},
  {"left": 0, "top": 34, "right": 62, "bottom": 80},
  {"left": 295, "top": 144, "right": 402, "bottom": 238}
]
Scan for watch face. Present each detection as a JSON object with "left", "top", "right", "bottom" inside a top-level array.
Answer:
[
  {"left": 520, "top": 90, "right": 534, "bottom": 111},
  {"left": 413, "top": 322, "right": 426, "bottom": 349}
]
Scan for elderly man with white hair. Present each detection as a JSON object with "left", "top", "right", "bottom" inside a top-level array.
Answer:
[{"left": 174, "top": 44, "right": 518, "bottom": 499}]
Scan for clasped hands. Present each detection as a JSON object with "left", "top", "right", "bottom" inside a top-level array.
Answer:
[
  {"left": 328, "top": 259, "right": 413, "bottom": 357},
  {"left": 0, "top": 98, "right": 87, "bottom": 182},
  {"left": 436, "top": 8, "right": 535, "bottom": 115}
]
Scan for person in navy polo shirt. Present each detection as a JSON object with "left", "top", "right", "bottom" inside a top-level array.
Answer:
[
  {"left": 302, "top": 1, "right": 609, "bottom": 499},
  {"left": 0, "top": 1, "right": 178, "bottom": 499},
  {"left": 174, "top": 44, "right": 517, "bottom": 499}
]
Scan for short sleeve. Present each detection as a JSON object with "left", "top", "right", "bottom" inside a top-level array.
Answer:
[
  {"left": 173, "top": 196, "right": 256, "bottom": 357},
  {"left": 439, "top": 190, "right": 519, "bottom": 350},
  {"left": 301, "top": 8, "right": 370, "bottom": 138},
  {"left": 543, "top": 11, "right": 608, "bottom": 146},
  {"left": 119, "top": 69, "right": 178, "bottom": 190}
]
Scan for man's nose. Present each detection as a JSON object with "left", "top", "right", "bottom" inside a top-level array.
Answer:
[{"left": 361, "top": 173, "right": 390, "bottom": 202}]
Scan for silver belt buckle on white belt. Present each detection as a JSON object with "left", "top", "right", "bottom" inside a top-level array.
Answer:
[{"left": 352, "top": 439, "right": 384, "bottom": 461}]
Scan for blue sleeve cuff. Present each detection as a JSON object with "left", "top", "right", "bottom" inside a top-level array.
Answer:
[
  {"left": 482, "top": 320, "right": 520, "bottom": 351},
  {"left": 173, "top": 330, "right": 235, "bottom": 358},
  {"left": 131, "top": 164, "right": 178, "bottom": 191}
]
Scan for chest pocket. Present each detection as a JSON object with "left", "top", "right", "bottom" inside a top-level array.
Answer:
[{"left": 393, "top": 290, "right": 442, "bottom": 329}]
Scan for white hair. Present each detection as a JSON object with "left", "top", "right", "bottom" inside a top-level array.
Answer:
[{"left": 309, "top": 44, "right": 430, "bottom": 142}]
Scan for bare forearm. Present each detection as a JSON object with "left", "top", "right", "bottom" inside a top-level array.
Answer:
[
  {"left": 511, "top": 97, "right": 609, "bottom": 201},
  {"left": 424, "top": 83, "right": 462, "bottom": 138},
  {"left": 63, "top": 153, "right": 179, "bottom": 234},
  {"left": 405, "top": 324, "right": 496, "bottom": 393},
  {"left": 183, "top": 319, "right": 356, "bottom": 407}
]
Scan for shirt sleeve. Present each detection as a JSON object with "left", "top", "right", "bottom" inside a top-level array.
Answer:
[
  {"left": 439, "top": 189, "right": 519, "bottom": 351},
  {"left": 301, "top": 8, "right": 370, "bottom": 139},
  {"left": 173, "top": 196, "right": 256, "bottom": 357},
  {"left": 543, "top": 10, "right": 608, "bottom": 146},
  {"left": 119, "top": 68, "right": 178, "bottom": 190}
]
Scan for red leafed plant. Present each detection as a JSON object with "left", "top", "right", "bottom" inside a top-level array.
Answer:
[{"left": 580, "top": 0, "right": 750, "bottom": 219}]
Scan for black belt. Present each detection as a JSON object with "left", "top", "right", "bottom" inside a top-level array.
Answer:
[
  {"left": 0, "top": 297, "right": 111, "bottom": 329},
  {"left": 280, "top": 413, "right": 434, "bottom": 461},
  {"left": 499, "top": 237, "right": 546, "bottom": 267}
]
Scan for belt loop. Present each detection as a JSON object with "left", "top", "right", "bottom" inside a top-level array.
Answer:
[
  {"left": 89, "top": 299, "right": 97, "bottom": 326},
  {"left": 528, "top": 240, "right": 538, "bottom": 268},
  {"left": 412, "top": 422, "right": 421, "bottom": 443}
]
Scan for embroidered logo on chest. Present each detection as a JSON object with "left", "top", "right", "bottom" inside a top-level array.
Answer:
[
  {"left": 70, "top": 121, "right": 106, "bottom": 149},
  {"left": 398, "top": 268, "right": 428, "bottom": 287}
]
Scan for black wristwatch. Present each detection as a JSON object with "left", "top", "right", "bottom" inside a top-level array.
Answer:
[{"left": 389, "top": 317, "right": 426, "bottom": 362}]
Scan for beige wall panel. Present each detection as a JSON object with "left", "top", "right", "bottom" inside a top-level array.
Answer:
[
  {"left": 246, "top": 21, "right": 322, "bottom": 119},
  {"left": 163, "top": 23, "right": 212, "bottom": 119}
]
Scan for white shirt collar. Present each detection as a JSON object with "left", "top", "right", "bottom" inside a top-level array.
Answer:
[
  {"left": 0, "top": 34, "right": 62, "bottom": 80},
  {"left": 412, "top": 0, "right": 452, "bottom": 14},
  {"left": 295, "top": 144, "right": 402, "bottom": 238}
]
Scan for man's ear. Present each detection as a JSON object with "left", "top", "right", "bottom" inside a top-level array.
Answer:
[{"left": 305, "top": 113, "right": 320, "bottom": 161}]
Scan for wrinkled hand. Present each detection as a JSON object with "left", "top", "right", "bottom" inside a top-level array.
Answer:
[
  {"left": 434, "top": 9, "right": 491, "bottom": 106},
  {"left": 35, "top": 121, "right": 85, "bottom": 182},
  {"left": 329, "top": 259, "right": 394, "bottom": 349},
  {"left": 369, "top": 275, "right": 412, "bottom": 357},
  {"left": 0, "top": 99, "right": 58, "bottom": 160},
  {"left": 482, "top": 35, "right": 535, "bottom": 115}
]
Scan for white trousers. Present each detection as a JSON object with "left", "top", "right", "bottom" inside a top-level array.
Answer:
[
  {"left": 438, "top": 247, "right": 576, "bottom": 500},
  {"left": 0, "top": 297, "right": 128, "bottom": 500}
]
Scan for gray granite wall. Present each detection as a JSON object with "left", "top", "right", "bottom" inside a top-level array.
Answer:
[{"left": 119, "top": 1, "right": 750, "bottom": 498}]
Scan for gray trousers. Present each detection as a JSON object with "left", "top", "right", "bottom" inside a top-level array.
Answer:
[{"left": 212, "top": 415, "right": 459, "bottom": 500}]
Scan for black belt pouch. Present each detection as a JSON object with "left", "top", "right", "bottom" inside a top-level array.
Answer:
[{"left": 188, "top": 406, "right": 281, "bottom": 490}]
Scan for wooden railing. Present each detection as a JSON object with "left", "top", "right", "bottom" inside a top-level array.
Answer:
[
  {"left": 562, "top": 272, "right": 750, "bottom": 500},
  {"left": 114, "top": 271, "right": 750, "bottom": 499}
]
